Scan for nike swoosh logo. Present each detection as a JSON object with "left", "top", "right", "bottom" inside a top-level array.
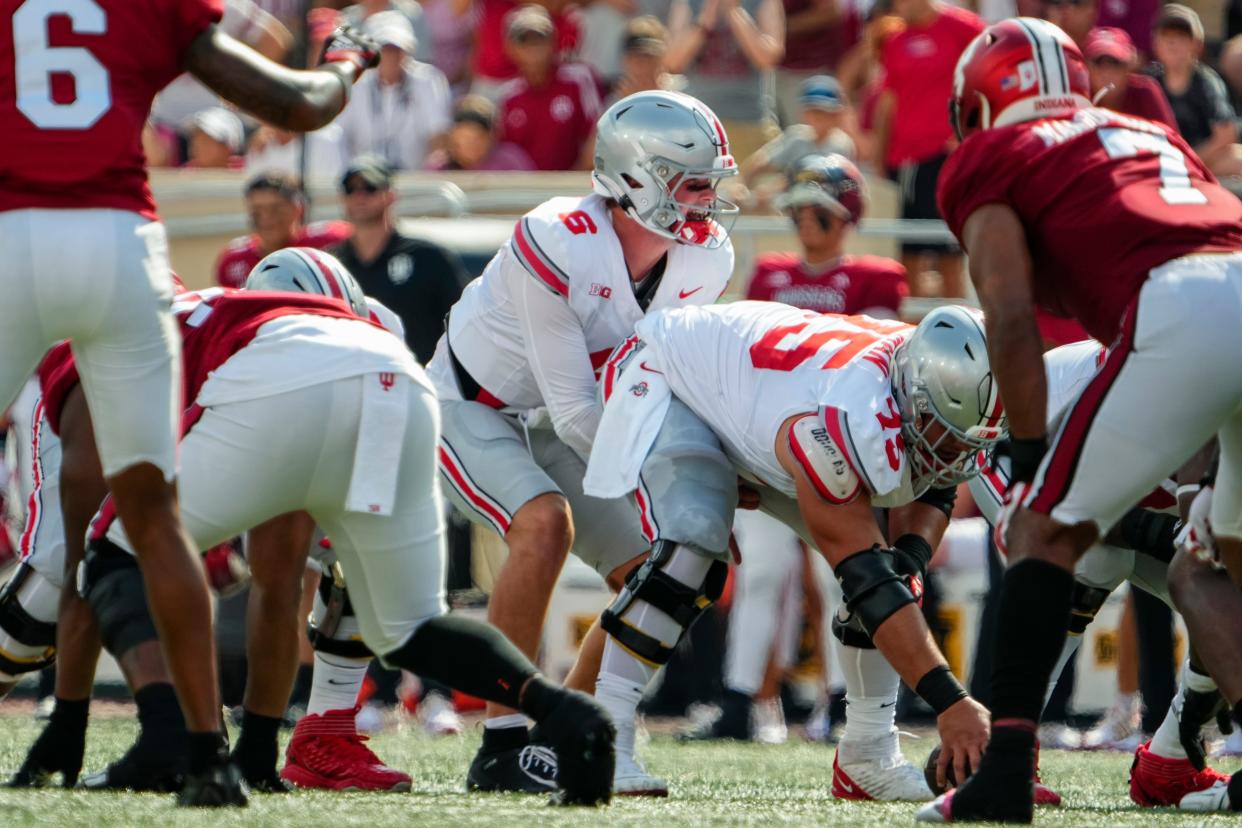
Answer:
[
  {"left": 639, "top": 361, "right": 663, "bottom": 374},
  {"left": 880, "top": 701, "right": 896, "bottom": 708},
  {"left": 678, "top": 286, "right": 703, "bottom": 299},
  {"left": 327, "top": 679, "right": 355, "bottom": 685},
  {"left": 838, "top": 779, "right": 854, "bottom": 793}
]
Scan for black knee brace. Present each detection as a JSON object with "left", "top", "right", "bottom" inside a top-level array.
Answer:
[
  {"left": 81, "top": 538, "right": 158, "bottom": 657},
  {"left": 1117, "top": 507, "right": 1180, "bottom": 564},
  {"left": 0, "top": 565, "right": 57, "bottom": 677},
  {"left": 1068, "top": 581, "right": 1111, "bottom": 636},
  {"left": 600, "top": 540, "right": 728, "bottom": 666},
  {"left": 834, "top": 544, "right": 918, "bottom": 638},
  {"left": 307, "top": 573, "right": 373, "bottom": 660}
]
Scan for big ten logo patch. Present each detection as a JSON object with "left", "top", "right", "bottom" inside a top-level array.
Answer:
[
  {"left": 571, "top": 614, "right": 595, "bottom": 647},
  {"left": 1094, "top": 629, "right": 1119, "bottom": 667},
  {"left": 589, "top": 283, "right": 612, "bottom": 298}
]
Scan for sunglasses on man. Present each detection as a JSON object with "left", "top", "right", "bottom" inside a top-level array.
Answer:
[{"left": 343, "top": 179, "right": 384, "bottom": 195}]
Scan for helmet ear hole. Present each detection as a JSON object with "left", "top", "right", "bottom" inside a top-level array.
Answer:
[{"left": 621, "top": 173, "right": 644, "bottom": 189}]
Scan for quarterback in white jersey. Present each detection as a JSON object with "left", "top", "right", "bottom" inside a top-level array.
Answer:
[
  {"left": 584, "top": 302, "right": 1006, "bottom": 799},
  {"left": 424, "top": 90, "right": 738, "bottom": 796},
  {"left": 969, "top": 340, "right": 1230, "bottom": 809}
]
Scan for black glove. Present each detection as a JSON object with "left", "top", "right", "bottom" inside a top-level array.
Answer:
[
  {"left": 9, "top": 698, "right": 89, "bottom": 788},
  {"left": 320, "top": 25, "right": 380, "bottom": 73},
  {"left": 1179, "top": 685, "right": 1228, "bottom": 771}
]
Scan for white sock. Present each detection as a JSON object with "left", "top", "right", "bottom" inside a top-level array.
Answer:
[
  {"left": 1150, "top": 661, "right": 1218, "bottom": 759},
  {"left": 837, "top": 642, "right": 900, "bottom": 744},
  {"left": 485, "top": 713, "right": 529, "bottom": 730},
  {"left": 1043, "top": 634, "right": 1084, "bottom": 712},
  {"left": 306, "top": 652, "right": 369, "bottom": 716},
  {"left": 596, "top": 672, "right": 646, "bottom": 756}
]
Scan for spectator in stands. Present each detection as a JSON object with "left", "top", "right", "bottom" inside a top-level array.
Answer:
[
  {"left": 745, "top": 75, "right": 857, "bottom": 184},
  {"left": 246, "top": 123, "right": 349, "bottom": 182},
  {"left": 423, "top": 0, "right": 480, "bottom": 98},
  {"left": 1041, "top": 0, "right": 1096, "bottom": 49},
  {"left": 875, "top": 0, "right": 983, "bottom": 298},
  {"left": 1149, "top": 4, "right": 1242, "bottom": 177},
  {"left": 185, "top": 107, "right": 246, "bottom": 169},
  {"left": 577, "top": 0, "right": 635, "bottom": 85},
  {"left": 665, "top": 0, "right": 786, "bottom": 161},
  {"left": 214, "top": 172, "right": 353, "bottom": 288},
  {"left": 1085, "top": 27, "right": 1177, "bottom": 126},
  {"left": 471, "top": 0, "right": 581, "bottom": 99},
  {"left": 608, "top": 15, "right": 674, "bottom": 101},
  {"left": 774, "top": 0, "right": 859, "bottom": 126},
  {"left": 341, "top": 0, "right": 435, "bottom": 62},
  {"left": 337, "top": 12, "right": 454, "bottom": 171},
  {"left": 151, "top": 0, "right": 291, "bottom": 139},
  {"left": 331, "top": 156, "right": 471, "bottom": 363},
  {"left": 746, "top": 154, "right": 906, "bottom": 316},
  {"left": 497, "top": 5, "right": 602, "bottom": 170},
  {"left": 425, "top": 95, "right": 536, "bottom": 170}
]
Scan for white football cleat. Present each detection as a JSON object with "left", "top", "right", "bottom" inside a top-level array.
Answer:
[
  {"left": 915, "top": 793, "right": 955, "bottom": 822},
  {"left": 419, "top": 692, "right": 463, "bottom": 736},
  {"left": 1179, "top": 780, "right": 1233, "bottom": 812},
  {"left": 1080, "top": 693, "right": 1141, "bottom": 750},
  {"left": 613, "top": 751, "right": 669, "bottom": 797},
  {"left": 831, "top": 731, "right": 932, "bottom": 801}
]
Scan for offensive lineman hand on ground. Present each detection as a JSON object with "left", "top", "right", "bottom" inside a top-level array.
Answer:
[
  {"left": 935, "top": 697, "right": 990, "bottom": 790},
  {"left": 9, "top": 712, "right": 87, "bottom": 788},
  {"left": 320, "top": 25, "right": 381, "bottom": 73},
  {"left": 1177, "top": 485, "right": 1220, "bottom": 569}
]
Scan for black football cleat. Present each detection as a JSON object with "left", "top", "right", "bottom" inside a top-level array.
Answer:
[
  {"left": 177, "top": 761, "right": 249, "bottom": 807},
  {"left": 466, "top": 743, "right": 559, "bottom": 794},
  {"left": 79, "top": 737, "right": 186, "bottom": 792}
]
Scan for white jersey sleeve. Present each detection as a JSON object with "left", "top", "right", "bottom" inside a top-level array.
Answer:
[{"left": 819, "top": 368, "right": 909, "bottom": 501}]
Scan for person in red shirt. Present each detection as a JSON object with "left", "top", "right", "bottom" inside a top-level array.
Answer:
[
  {"left": 748, "top": 153, "right": 907, "bottom": 317},
  {"left": 215, "top": 172, "right": 353, "bottom": 288},
  {"left": 0, "top": 2, "right": 382, "bottom": 804},
  {"left": 918, "top": 19, "right": 1242, "bottom": 823},
  {"left": 1086, "top": 27, "right": 1177, "bottom": 127},
  {"left": 471, "top": 0, "right": 579, "bottom": 96},
  {"left": 875, "top": 0, "right": 983, "bottom": 298},
  {"left": 496, "top": 4, "right": 601, "bottom": 171}
]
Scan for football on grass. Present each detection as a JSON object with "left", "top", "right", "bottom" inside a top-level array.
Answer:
[{"left": 924, "top": 744, "right": 963, "bottom": 796}]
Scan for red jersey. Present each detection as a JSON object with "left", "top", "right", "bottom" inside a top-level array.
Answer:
[
  {"left": 0, "top": 0, "right": 224, "bottom": 219},
  {"left": 746, "top": 253, "right": 908, "bottom": 316},
  {"left": 938, "top": 107, "right": 1242, "bottom": 344},
  {"left": 497, "top": 64, "right": 600, "bottom": 171},
  {"left": 879, "top": 4, "right": 984, "bottom": 168},
  {"left": 214, "top": 220, "right": 354, "bottom": 288},
  {"left": 1119, "top": 74, "right": 1177, "bottom": 130}
]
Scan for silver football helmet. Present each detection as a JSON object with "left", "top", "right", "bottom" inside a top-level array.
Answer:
[
  {"left": 245, "top": 247, "right": 368, "bottom": 318},
  {"left": 592, "top": 90, "right": 739, "bottom": 249},
  {"left": 891, "top": 305, "right": 1007, "bottom": 491}
]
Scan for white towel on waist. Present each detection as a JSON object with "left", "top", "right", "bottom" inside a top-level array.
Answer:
[
  {"left": 583, "top": 353, "right": 672, "bottom": 499},
  {"left": 346, "top": 372, "right": 409, "bottom": 515}
]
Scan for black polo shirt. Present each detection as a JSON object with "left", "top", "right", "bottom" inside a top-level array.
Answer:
[
  {"left": 1147, "top": 61, "right": 1237, "bottom": 148},
  {"left": 332, "top": 230, "right": 470, "bottom": 364}
]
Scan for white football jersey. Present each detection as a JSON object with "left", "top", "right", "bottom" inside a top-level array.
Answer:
[
  {"left": 425, "top": 193, "right": 734, "bottom": 451},
  {"left": 972, "top": 339, "right": 1104, "bottom": 522},
  {"left": 636, "top": 301, "right": 915, "bottom": 502}
]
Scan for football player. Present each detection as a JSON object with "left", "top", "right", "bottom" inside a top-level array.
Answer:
[
  {"left": 919, "top": 17, "right": 1242, "bottom": 822},
  {"left": 0, "top": 2, "right": 382, "bottom": 803},
  {"left": 425, "top": 89, "right": 737, "bottom": 795},
  {"left": 694, "top": 155, "right": 909, "bottom": 750},
  {"left": 583, "top": 302, "right": 1005, "bottom": 798},
  {"left": 970, "top": 341, "right": 1228, "bottom": 808},
  {"left": 76, "top": 254, "right": 617, "bottom": 806}
]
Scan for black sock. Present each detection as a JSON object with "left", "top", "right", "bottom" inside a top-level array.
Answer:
[
  {"left": 288, "top": 663, "right": 313, "bottom": 709},
  {"left": 134, "top": 683, "right": 185, "bottom": 752},
  {"left": 231, "top": 710, "right": 281, "bottom": 776},
  {"left": 716, "top": 689, "right": 753, "bottom": 738},
  {"left": 988, "top": 559, "right": 1074, "bottom": 723},
  {"left": 385, "top": 615, "right": 538, "bottom": 710},
  {"left": 187, "top": 731, "right": 227, "bottom": 776},
  {"left": 481, "top": 724, "right": 530, "bottom": 753},
  {"left": 50, "top": 696, "right": 90, "bottom": 730}
]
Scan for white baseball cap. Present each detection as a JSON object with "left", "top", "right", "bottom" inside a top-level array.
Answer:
[
  {"left": 188, "top": 107, "right": 244, "bottom": 153},
  {"left": 365, "top": 10, "right": 417, "bottom": 54}
]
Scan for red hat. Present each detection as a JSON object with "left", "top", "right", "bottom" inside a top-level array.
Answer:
[{"left": 1085, "top": 27, "right": 1136, "bottom": 63}]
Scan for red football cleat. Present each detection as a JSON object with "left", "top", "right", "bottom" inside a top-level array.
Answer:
[
  {"left": 281, "top": 706, "right": 412, "bottom": 792},
  {"left": 1130, "top": 740, "right": 1229, "bottom": 807},
  {"left": 1034, "top": 743, "right": 1062, "bottom": 806}
]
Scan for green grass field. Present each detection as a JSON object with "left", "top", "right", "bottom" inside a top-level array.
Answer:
[{"left": 1, "top": 711, "right": 1240, "bottom": 826}]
